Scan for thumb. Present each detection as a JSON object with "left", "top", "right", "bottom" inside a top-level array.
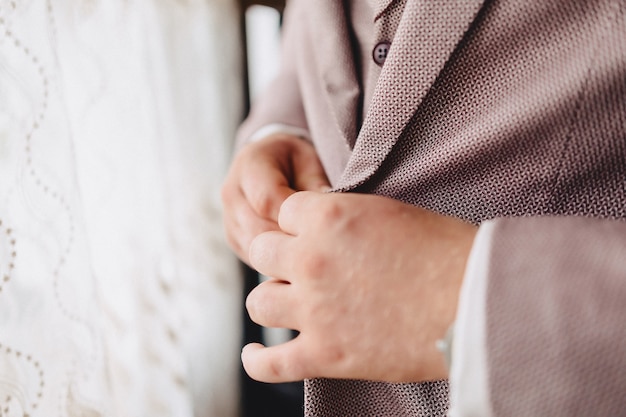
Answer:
[
  {"left": 291, "top": 144, "right": 332, "bottom": 192},
  {"left": 241, "top": 337, "right": 312, "bottom": 383},
  {"left": 296, "top": 174, "right": 332, "bottom": 193}
]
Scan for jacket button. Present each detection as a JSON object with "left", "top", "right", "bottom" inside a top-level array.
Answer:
[{"left": 373, "top": 41, "right": 391, "bottom": 65}]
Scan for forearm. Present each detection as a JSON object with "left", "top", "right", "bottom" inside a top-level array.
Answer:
[{"left": 236, "top": 0, "right": 308, "bottom": 150}]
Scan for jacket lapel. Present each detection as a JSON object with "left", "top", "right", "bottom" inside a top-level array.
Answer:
[
  {"left": 336, "top": 0, "right": 486, "bottom": 191},
  {"left": 310, "top": 1, "right": 360, "bottom": 148},
  {"left": 372, "top": 0, "right": 396, "bottom": 19}
]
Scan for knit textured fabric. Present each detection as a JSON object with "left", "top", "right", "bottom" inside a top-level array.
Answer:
[{"left": 240, "top": 0, "right": 626, "bottom": 415}]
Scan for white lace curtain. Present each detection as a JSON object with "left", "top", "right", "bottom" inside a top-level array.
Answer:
[{"left": 0, "top": 0, "right": 243, "bottom": 416}]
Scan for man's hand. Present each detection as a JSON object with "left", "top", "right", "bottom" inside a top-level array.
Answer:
[
  {"left": 244, "top": 191, "right": 477, "bottom": 383},
  {"left": 221, "top": 134, "right": 330, "bottom": 264}
]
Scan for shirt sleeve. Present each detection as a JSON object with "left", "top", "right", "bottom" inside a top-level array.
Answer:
[
  {"left": 246, "top": 123, "right": 310, "bottom": 143},
  {"left": 235, "top": 0, "right": 309, "bottom": 150},
  {"left": 448, "top": 221, "right": 496, "bottom": 417}
]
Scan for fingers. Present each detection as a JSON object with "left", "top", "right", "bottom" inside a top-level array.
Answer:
[
  {"left": 245, "top": 278, "right": 299, "bottom": 329},
  {"left": 278, "top": 191, "right": 335, "bottom": 235},
  {"left": 290, "top": 142, "right": 331, "bottom": 193},
  {"left": 239, "top": 155, "right": 295, "bottom": 222},
  {"left": 222, "top": 185, "right": 280, "bottom": 263},
  {"left": 241, "top": 337, "right": 313, "bottom": 383},
  {"left": 248, "top": 230, "right": 297, "bottom": 278},
  {"left": 221, "top": 135, "right": 331, "bottom": 263},
  {"left": 238, "top": 135, "right": 330, "bottom": 222}
]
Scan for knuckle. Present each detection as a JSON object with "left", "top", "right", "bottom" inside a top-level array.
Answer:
[
  {"left": 269, "top": 355, "right": 302, "bottom": 382},
  {"left": 298, "top": 251, "right": 328, "bottom": 278},
  {"left": 301, "top": 339, "right": 345, "bottom": 377},
  {"left": 249, "top": 191, "right": 275, "bottom": 219},
  {"left": 318, "top": 344, "right": 346, "bottom": 368},
  {"left": 316, "top": 198, "right": 345, "bottom": 225},
  {"left": 267, "top": 360, "right": 283, "bottom": 380}
]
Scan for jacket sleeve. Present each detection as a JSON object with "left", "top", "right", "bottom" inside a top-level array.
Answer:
[
  {"left": 450, "top": 216, "right": 626, "bottom": 416},
  {"left": 483, "top": 216, "right": 626, "bottom": 416},
  {"left": 236, "top": 0, "right": 308, "bottom": 150}
]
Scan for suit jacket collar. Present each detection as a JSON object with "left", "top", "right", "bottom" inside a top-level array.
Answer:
[
  {"left": 336, "top": 0, "right": 486, "bottom": 191},
  {"left": 372, "top": 0, "right": 396, "bottom": 19}
]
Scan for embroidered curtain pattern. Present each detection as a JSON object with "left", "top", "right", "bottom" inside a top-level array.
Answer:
[{"left": 0, "top": 0, "right": 243, "bottom": 415}]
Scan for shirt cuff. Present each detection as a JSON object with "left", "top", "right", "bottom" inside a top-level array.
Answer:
[
  {"left": 247, "top": 123, "right": 310, "bottom": 143},
  {"left": 448, "top": 220, "right": 496, "bottom": 417}
]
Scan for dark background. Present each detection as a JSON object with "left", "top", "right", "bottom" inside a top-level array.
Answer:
[{"left": 237, "top": 2, "right": 304, "bottom": 415}]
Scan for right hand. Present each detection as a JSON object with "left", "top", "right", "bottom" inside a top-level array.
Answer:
[{"left": 221, "top": 134, "right": 331, "bottom": 264}]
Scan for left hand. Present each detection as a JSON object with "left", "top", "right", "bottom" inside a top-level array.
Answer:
[{"left": 244, "top": 191, "right": 477, "bottom": 383}]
